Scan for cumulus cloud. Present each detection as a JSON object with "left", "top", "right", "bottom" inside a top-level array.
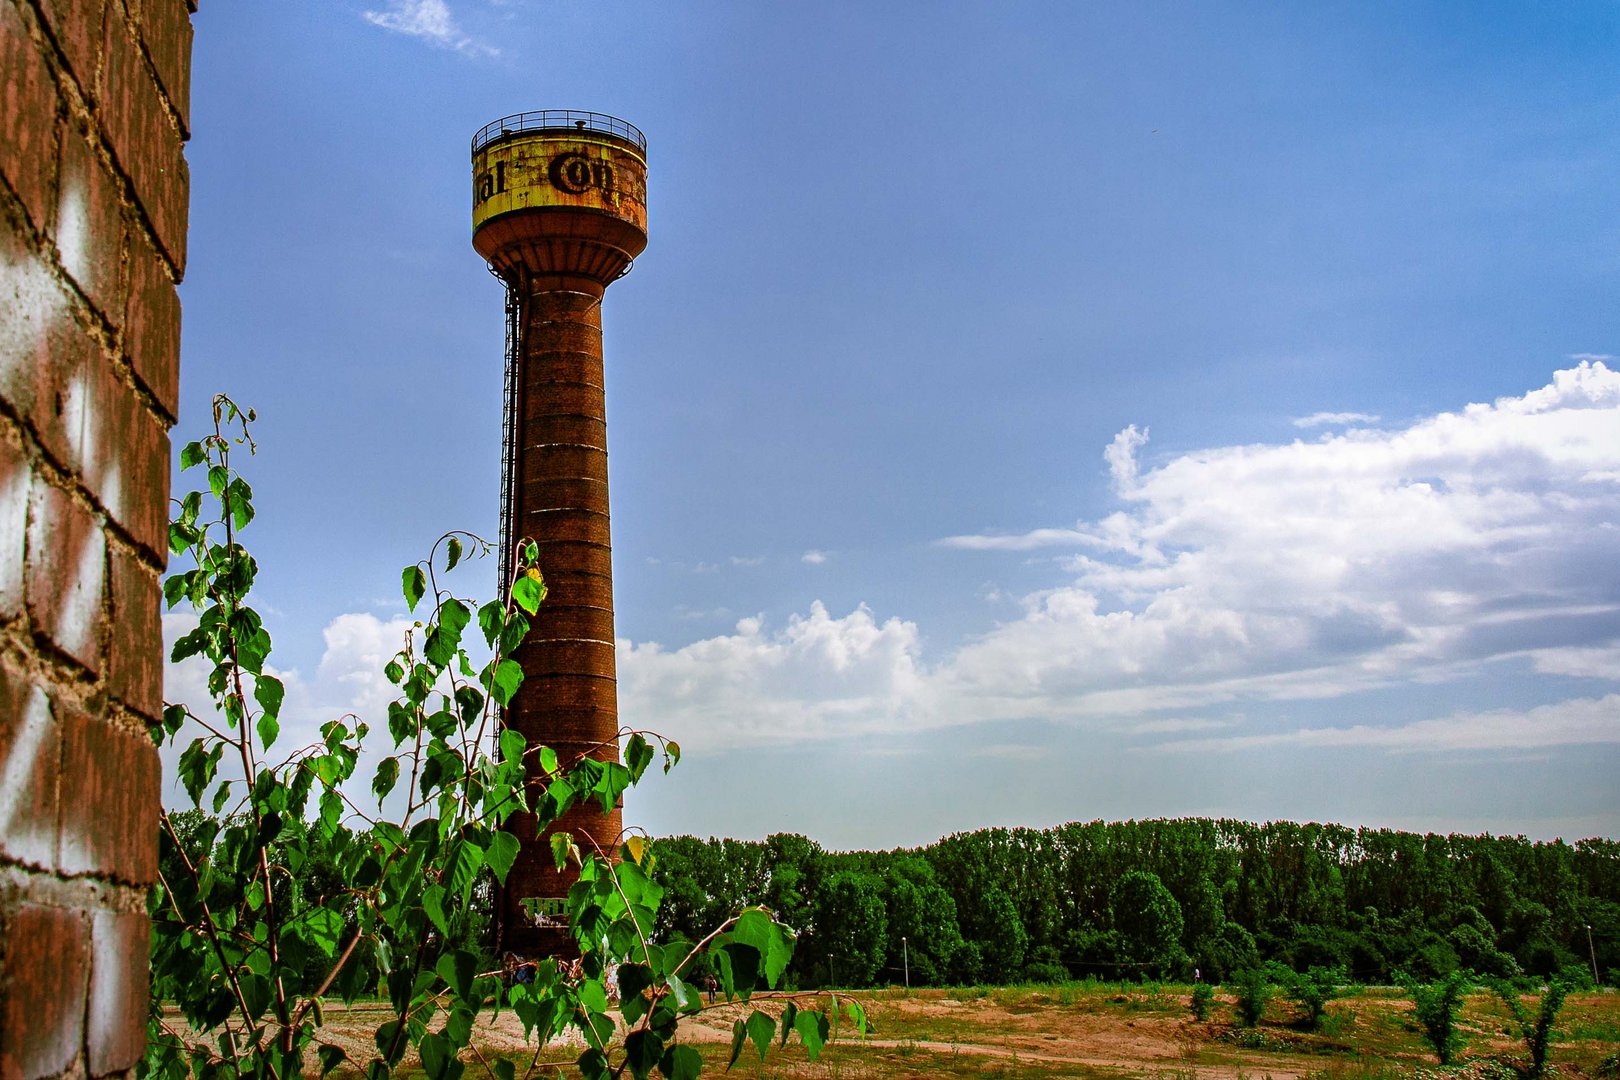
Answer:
[
  {"left": 801, "top": 550, "right": 829, "bottom": 565},
  {"left": 935, "top": 360, "right": 1620, "bottom": 726},
  {"left": 629, "top": 363, "right": 1620, "bottom": 750},
  {"left": 618, "top": 602, "right": 924, "bottom": 749},
  {"left": 165, "top": 364, "right": 1620, "bottom": 770},
  {"left": 1293, "top": 411, "right": 1382, "bottom": 428},
  {"left": 162, "top": 610, "right": 420, "bottom": 812},
  {"left": 362, "top": 0, "right": 496, "bottom": 57}
]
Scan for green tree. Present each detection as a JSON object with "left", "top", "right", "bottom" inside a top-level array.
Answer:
[
  {"left": 810, "top": 871, "right": 888, "bottom": 987},
  {"left": 1111, "top": 870, "right": 1188, "bottom": 980}
]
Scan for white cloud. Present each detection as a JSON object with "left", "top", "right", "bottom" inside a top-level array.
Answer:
[
  {"left": 935, "top": 360, "right": 1620, "bottom": 725},
  {"left": 166, "top": 365, "right": 1620, "bottom": 779},
  {"left": 1157, "top": 694, "right": 1620, "bottom": 754},
  {"left": 618, "top": 602, "right": 924, "bottom": 749},
  {"left": 630, "top": 363, "right": 1620, "bottom": 751},
  {"left": 162, "top": 610, "right": 424, "bottom": 814},
  {"left": 1293, "top": 411, "right": 1382, "bottom": 428},
  {"left": 801, "top": 550, "right": 829, "bottom": 565},
  {"left": 362, "top": 0, "right": 496, "bottom": 57}
]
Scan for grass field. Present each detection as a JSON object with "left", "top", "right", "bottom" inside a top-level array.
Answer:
[{"left": 310, "top": 982, "right": 1620, "bottom": 1079}]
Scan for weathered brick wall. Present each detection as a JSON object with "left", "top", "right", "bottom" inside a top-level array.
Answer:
[{"left": 0, "top": 0, "right": 192, "bottom": 1075}]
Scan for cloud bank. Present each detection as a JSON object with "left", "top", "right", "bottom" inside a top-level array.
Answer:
[
  {"left": 165, "top": 363, "right": 1620, "bottom": 768},
  {"left": 628, "top": 361, "right": 1620, "bottom": 747}
]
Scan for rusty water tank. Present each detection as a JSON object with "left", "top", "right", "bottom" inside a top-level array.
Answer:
[{"left": 471, "top": 111, "right": 648, "bottom": 957}]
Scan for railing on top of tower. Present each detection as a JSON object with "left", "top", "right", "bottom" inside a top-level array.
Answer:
[{"left": 471, "top": 111, "right": 647, "bottom": 156}]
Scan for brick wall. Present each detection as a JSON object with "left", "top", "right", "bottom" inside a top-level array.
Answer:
[{"left": 0, "top": 0, "right": 191, "bottom": 1076}]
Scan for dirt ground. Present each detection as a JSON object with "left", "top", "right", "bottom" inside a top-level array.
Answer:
[{"left": 223, "top": 984, "right": 1620, "bottom": 1079}]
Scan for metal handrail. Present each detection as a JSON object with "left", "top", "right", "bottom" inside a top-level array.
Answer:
[{"left": 472, "top": 111, "right": 646, "bottom": 156}]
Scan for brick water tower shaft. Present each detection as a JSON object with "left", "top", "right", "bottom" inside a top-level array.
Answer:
[{"left": 471, "top": 111, "right": 648, "bottom": 956}]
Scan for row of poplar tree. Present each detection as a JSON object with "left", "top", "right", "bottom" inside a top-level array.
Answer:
[{"left": 648, "top": 818, "right": 1620, "bottom": 990}]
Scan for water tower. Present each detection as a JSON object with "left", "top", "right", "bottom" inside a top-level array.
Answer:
[{"left": 471, "top": 111, "right": 648, "bottom": 956}]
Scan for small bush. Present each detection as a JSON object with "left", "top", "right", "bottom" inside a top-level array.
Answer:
[
  {"left": 1284, "top": 965, "right": 1346, "bottom": 1031},
  {"left": 1191, "top": 981, "right": 1215, "bottom": 1021},
  {"left": 1493, "top": 977, "right": 1568, "bottom": 1080},
  {"left": 1232, "top": 967, "right": 1274, "bottom": 1028},
  {"left": 1408, "top": 970, "right": 1470, "bottom": 1065}
]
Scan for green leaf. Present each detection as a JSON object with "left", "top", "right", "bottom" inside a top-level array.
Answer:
[
  {"left": 489, "top": 658, "right": 523, "bottom": 707},
  {"left": 446, "top": 536, "right": 463, "bottom": 571},
  {"left": 254, "top": 673, "right": 284, "bottom": 720},
  {"left": 779, "top": 1002, "right": 797, "bottom": 1047},
  {"left": 624, "top": 1030, "right": 663, "bottom": 1080},
  {"left": 500, "top": 728, "right": 525, "bottom": 765},
  {"left": 727, "top": 1020, "right": 747, "bottom": 1071},
  {"left": 373, "top": 756, "right": 399, "bottom": 802},
  {"left": 402, "top": 565, "right": 427, "bottom": 611},
  {"left": 256, "top": 709, "right": 280, "bottom": 751},
  {"left": 486, "top": 830, "right": 520, "bottom": 884},
  {"left": 745, "top": 1011, "right": 775, "bottom": 1063},
  {"left": 625, "top": 732, "right": 655, "bottom": 781},
  {"left": 493, "top": 1061, "right": 516, "bottom": 1080},
  {"left": 180, "top": 440, "right": 206, "bottom": 470},
  {"left": 577, "top": 1048, "right": 610, "bottom": 1080},
  {"left": 436, "top": 949, "right": 478, "bottom": 1001},
  {"left": 448, "top": 840, "right": 484, "bottom": 898},
  {"left": 225, "top": 477, "right": 255, "bottom": 530},
  {"left": 478, "top": 600, "right": 504, "bottom": 649},
  {"left": 511, "top": 571, "right": 545, "bottom": 615},
  {"left": 423, "top": 884, "right": 449, "bottom": 936},
  {"left": 550, "top": 832, "right": 573, "bottom": 869},
  {"left": 318, "top": 1043, "right": 348, "bottom": 1077},
  {"left": 659, "top": 1044, "right": 703, "bottom": 1080},
  {"left": 299, "top": 906, "right": 344, "bottom": 958},
  {"left": 207, "top": 464, "right": 229, "bottom": 499},
  {"left": 794, "top": 1009, "right": 829, "bottom": 1061}
]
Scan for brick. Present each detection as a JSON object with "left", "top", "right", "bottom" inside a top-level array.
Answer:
[
  {"left": 108, "top": 544, "right": 160, "bottom": 719},
  {"left": 0, "top": 423, "right": 28, "bottom": 619},
  {"left": 35, "top": 0, "right": 107, "bottom": 99},
  {"left": 0, "top": 668, "right": 60, "bottom": 870},
  {"left": 25, "top": 478, "right": 106, "bottom": 673},
  {"left": 86, "top": 908, "right": 148, "bottom": 1075},
  {"left": 54, "top": 121, "right": 129, "bottom": 326},
  {"left": 0, "top": 902, "right": 89, "bottom": 1079},
  {"left": 122, "top": 227, "right": 178, "bottom": 417},
  {"left": 136, "top": 0, "right": 190, "bottom": 135},
  {"left": 0, "top": 0, "right": 62, "bottom": 233},
  {"left": 58, "top": 704, "right": 158, "bottom": 883},
  {"left": 98, "top": 11, "right": 186, "bottom": 274},
  {"left": 0, "top": 227, "right": 99, "bottom": 458},
  {"left": 29, "top": 329, "right": 171, "bottom": 558},
  {"left": 76, "top": 360, "right": 169, "bottom": 559}
]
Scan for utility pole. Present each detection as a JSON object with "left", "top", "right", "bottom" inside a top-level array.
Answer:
[
  {"left": 1588, "top": 924, "right": 1601, "bottom": 987},
  {"left": 902, "top": 937, "right": 910, "bottom": 989}
]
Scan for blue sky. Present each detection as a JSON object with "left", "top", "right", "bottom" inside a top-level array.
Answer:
[{"left": 166, "top": 1, "right": 1620, "bottom": 848}]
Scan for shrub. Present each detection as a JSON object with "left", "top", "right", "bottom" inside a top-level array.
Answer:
[
  {"left": 1191, "top": 981, "right": 1215, "bottom": 1021},
  {"left": 1408, "top": 969, "right": 1471, "bottom": 1065},
  {"left": 1232, "top": 967, "right": 1273, "bottom": 1027},
  {"left": 1283, "top": 965, "right": 1345, "bottom": 1030},
  {"left": 1493, "top": 977, "right": 1568, "bottom": 1080}
]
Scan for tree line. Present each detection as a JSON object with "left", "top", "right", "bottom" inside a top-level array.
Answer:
[{"left": 648, "top": 819, "right": 1620, "bottom": 990}]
